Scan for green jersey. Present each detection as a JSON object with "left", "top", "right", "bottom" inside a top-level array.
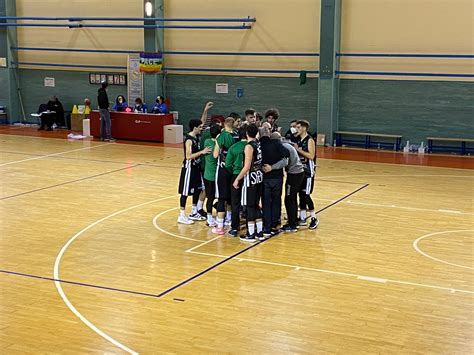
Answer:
[
  {"left": 225, "top": 140, "right": 247, "bottom": 175},
  {"left": 203, "top": 138, "right": 217, "bottom": 181},
  {"left": 216, "top": 130, "right": 235, "bottom": 168}
]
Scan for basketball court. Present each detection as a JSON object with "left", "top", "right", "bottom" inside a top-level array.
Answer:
[{"left": 1, "top": 132, "right": 472, "bottom": 353}]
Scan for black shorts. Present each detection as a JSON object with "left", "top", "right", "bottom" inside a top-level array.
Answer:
[
  {"left": 204, "top": 178, "right": 216, "bottom": 200},
  {"left": 241, "top": 182, "right": 262, "bottom": 207},
  {"left": 299, "top": 176, "right": 315, "bottom": 195},
  {"left": 178, "top": 164, "right": 203, "bottom": 196},
  {"left": 215, "top": 167, "right": 231, "bottom": 200}
]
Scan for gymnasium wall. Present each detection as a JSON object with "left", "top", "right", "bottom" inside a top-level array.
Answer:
[
  {"left": 5, "top": 0, "right": 474, "bottom": 143},
  {"left": 339, "top": 0, "right": 473, "bottom": 80},
  {"left": 164, "top": 0, "right": 320, "bottom": 75},
  {"left": 15, "top": 0, "right": 143, "bottom": 70},
  {"left": 338, "top": 0, "right": 474, "bottom": 143}
]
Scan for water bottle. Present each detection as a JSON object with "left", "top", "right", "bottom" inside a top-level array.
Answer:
[
  {"left": 418, "top": 141, "right": 425, "bottom": 155},
  {"left": 403, "top": 140, "right": 410, "bottom": 153},
  {"left": 377, "top": 143, "right": 381, "bottom": 150}
]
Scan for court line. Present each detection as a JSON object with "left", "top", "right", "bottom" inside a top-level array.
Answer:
[
  {"left": 0, "top": 149, "right": 183, "bottom": 168},
  {"left": 152, "top": 208, "right": 203, "bottom": 242},
  {"left": 413, "top": 230, "right": 474, "bottom": 270},
  {"left": 315, "top": 198, "right": 473, "bottom": 216},
  {"left": 185, "top": 236, "right": 224, "bottom": 253},
  {"left": 0, "top": 165, "right": 141, "bottom": 201},
  {"left": 54, "top": 195, "right": 177, "bottom": 355},
  {"left": 154, "top": 184, "right": 370, "bottom": 297},
  {"left": 188, "top": 251, "right": 474, "bottom": 295},
  {"left": 0, "top": 143, "right": 111, "bottom": 167},
  {"left": 312, "top": 183, "right": 369, "bottom": 215},
  {"left": 0, "top": 269, "right": 160, "bottom": 298},
  {"left": 153, "top": 189, "right": 474, "bottom": 296}
]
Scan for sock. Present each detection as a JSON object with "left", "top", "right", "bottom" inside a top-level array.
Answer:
[
  {"left": 180, "top": 210, "right": 186, "bottom": 217},
  {"left": 300, "top": 210, "right": 306, "bottom": 220},
  {"left": 217, "top": 217, "right": 224, "bottom": 229},
  {"left": 197, "top": 200, "right": 204, "bottom": 211},
  {"left": 310, "top": 211, "right": 316, "bottom": 218},
  {"left": 256, "top": 221, "right": 263, "bottom": 233},
  {"left": 248, "top": 223, "right": 255, "bottom": 235},
  {"left": 191, "top": 205, "right": 197, "bottom": 215},
  {"left": 207, "top": 214, "right": 214, "bottom": 225},
  {"left": 226, "top": 210, "right": 232, "bottom": 221}
]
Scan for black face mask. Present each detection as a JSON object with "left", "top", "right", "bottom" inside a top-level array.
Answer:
[{"left": 156, "top": 99, "right": 160, "bottom": 104}]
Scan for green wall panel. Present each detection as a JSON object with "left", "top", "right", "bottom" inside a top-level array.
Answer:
[
  {"left": 166, "top": 74, "right": 318, "bottom": 132},
  {"left": 339, "top": 79, "right": 474, "bottom": 144}
]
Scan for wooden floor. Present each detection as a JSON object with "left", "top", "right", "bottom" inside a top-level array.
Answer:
[{"left": 0, "top": 132, "right": 473, "bottom": 354}]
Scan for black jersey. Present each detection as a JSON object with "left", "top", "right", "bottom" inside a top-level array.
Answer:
[
  {"left": 297, "top": 135, "right": 315, "bottom": 177},
  {"left": 182, "top": 133, "right": 201, "bottom": 167},
  {"left": 244, "top": 140, "right": 263, "bottom": 187}
]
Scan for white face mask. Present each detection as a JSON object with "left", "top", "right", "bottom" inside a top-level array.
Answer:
[{"left": 290, "top": 127, "right": 297, "bottom": 134}]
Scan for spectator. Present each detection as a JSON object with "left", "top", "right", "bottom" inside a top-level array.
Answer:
[
  {"left": 113, "top": 95, "right": 128, "bottom": 112},
  {"left": 48, "top": 96, "right": 64, "bottom": 127},
  {"left": 151, "top": 95, "right": 169, "bottom": 114},
  {"left": 134, "top": 98, "right": 148, "bottom": 113}
]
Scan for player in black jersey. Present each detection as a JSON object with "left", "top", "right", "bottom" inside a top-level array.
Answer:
[
  {"left": 294, "top": 120, "right": 319, "bottom": 229},
  {"left": 233, "top": 124, "right": 263, "bottom": 242},
  {"left": 177, "top": 119, "right": 211, "bottom": 225},
  {"left": 264, "top": 108, "right": 282, "bottom": 133}
]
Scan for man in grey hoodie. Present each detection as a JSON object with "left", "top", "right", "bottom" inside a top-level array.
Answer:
[{"left": 264, "top": 132, "right": 305, "bottom": 233}]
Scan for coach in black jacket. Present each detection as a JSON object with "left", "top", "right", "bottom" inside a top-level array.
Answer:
[{"left": 260, "top": 124, "right": 289, "bottom": 236}]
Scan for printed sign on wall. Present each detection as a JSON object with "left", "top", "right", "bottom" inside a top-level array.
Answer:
[
  {"left": 44, "top": 77, "right": 55, "bottom": 87},
  {"left": 128, "top": 54, "right": 143, "bottom": 104}
]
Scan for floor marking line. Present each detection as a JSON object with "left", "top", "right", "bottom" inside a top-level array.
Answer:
[
  {"left": 152, "top": 208, "right": 203, "bottom": 242},
  {"left": 357, "top": 276, "right": 388, "bottom": 283},
  {"left": 185, "top": 236, "right": 224, "bottom": 253},
  {"left": 54, "top": 195, "right": 176, "bottom": 355},
  {"left": 437, "top": 209, "right": 462, "bottom": 214},
  {"left": 154, "top": 185, "right": 371, "bottom": 298},
  {"left": 0, "top": 143, "right": 110, "bottom": 167},
  {"left": 413, "top": 230, "right": 474, "bottom": 270},
  {"left": 188, "top": 251, "right": 474, "bottom": 294},
  {"left": 0, "top": 269, "right": 160, "bottom": 298},
  {"left": 0, "top": 165, "right": 141, "bottom": 201},
  {"left": 313, "top": 198, "right": 473, "bottom": 216},
  {"left": 314, "top": 183, "right": 369, "bottom": 215}
]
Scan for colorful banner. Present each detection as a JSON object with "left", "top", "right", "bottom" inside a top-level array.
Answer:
[
  {"left": 127, "top": 54, "right": 143, "bottom": 104},
  {"left": 139, "top": 52, "right": 163, "bottom": 73}
]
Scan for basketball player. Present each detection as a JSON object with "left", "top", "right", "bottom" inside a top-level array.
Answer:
[
  {"left": 177, "top": 119, "right": 211, "bottom": 224},
  {"left": 225, "top": 125, "right": 248, "bottom": 237},
  {"left": 294, "top": 120, "right": 319, "bottom": 229},
  {"left": 212, "top": 117, "right": 235, "bottom": 235},
  {"left": 203, "top": 124, "right": 222, "bottom": 227},
  {"left": 233, "top": 124, "right": 264, "bottom": 242}
]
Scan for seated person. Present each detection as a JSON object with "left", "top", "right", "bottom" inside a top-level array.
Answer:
[
  {"left": 113, "top": 95, "right": 128, "bottom": 112},
  {"left": 48, "top": 96, "right": 65, "bottom": 127},
  {"left": 151, "top": 95, "right": 169, "bottom": 114},
  {"left": 36, "top": 99, "right": 56, "bottom": 131},
  {"left": 134, "top": 98, "right": 148, "bottom": 113}
]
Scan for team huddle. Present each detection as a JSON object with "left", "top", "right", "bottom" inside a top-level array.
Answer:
[{"left": 177, "top": 102, "right": 319, "bottom": 242}]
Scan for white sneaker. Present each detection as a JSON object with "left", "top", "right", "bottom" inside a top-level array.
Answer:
[
  {"left": 177, "top": 215, "right": 194, "bottom": 225},
  {"left": 224, "top": 219, "right": 232, "bottom": 227},
  {"left": 189, "top": 213, "right": 206, "bottom": 221}
]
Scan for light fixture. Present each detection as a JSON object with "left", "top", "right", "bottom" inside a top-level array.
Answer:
[{"left": 145, "top": 1, "right": 153, "bottom": 17}]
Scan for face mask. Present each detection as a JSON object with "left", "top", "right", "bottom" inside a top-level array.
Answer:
[{"left": 290, "top": 127, "right": 297, "bottom": 134}]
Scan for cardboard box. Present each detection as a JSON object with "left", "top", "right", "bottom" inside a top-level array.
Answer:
[{"left": 71, "top": 113, "right": 87, "bottom": 131}]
